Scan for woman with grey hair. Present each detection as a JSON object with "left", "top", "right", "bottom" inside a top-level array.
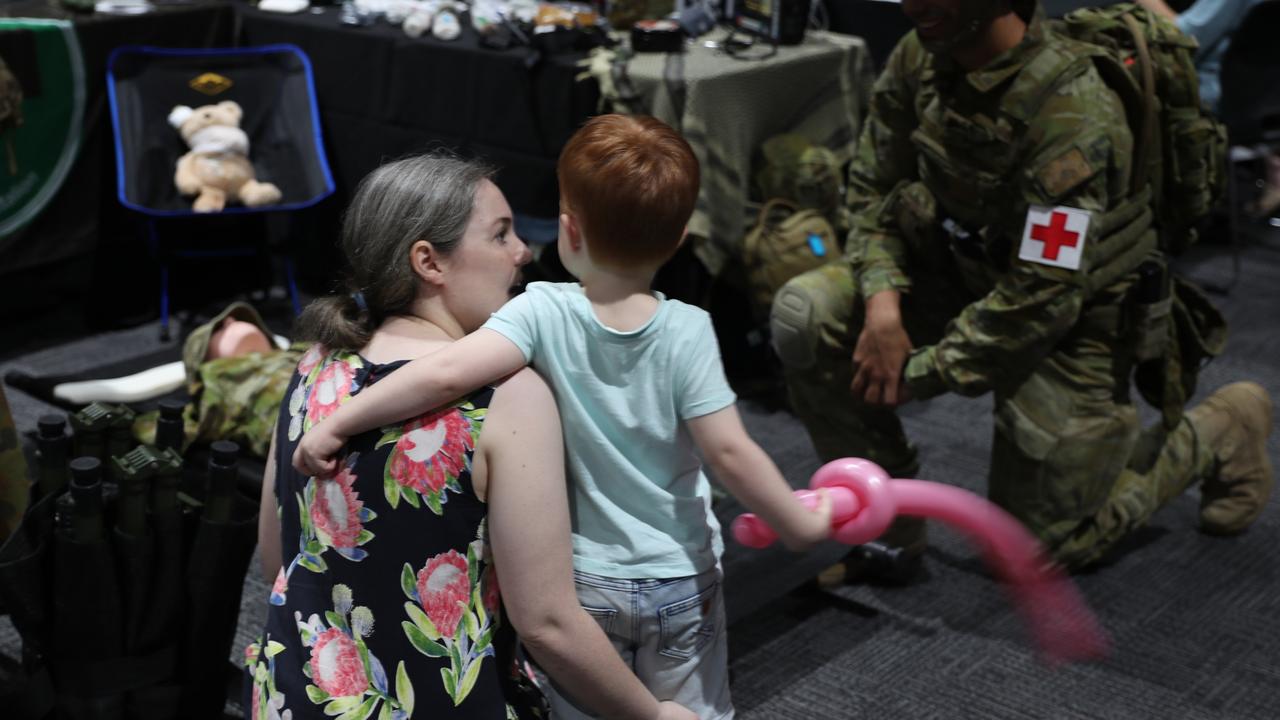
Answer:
[{"left": 247, "top": 154, "right": 694, "bottom": 720}]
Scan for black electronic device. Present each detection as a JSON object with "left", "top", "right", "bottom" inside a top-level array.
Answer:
[
  {"left": 631, "top": 19, "right": 685, "bottom": 53},
  {"left": 726, "top": 0, "right": 811, "bottom": 45}
]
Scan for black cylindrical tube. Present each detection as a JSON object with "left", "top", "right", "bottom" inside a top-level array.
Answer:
[
  {"left": 68, "top": 456, "right": 105, "bottom": 543},
  {"left": 155, "top": 399, "right": 186, "bottom": 452},
  {"left": 36, "top": 413, "right": 70, "bottom": 498},
  {"left": 204, "top": 440, "right": 239, "bottom": 524},
  {"left": 112, "top": 448, "right": 153, "bottom": 539},
  {"left": 106, "top": 405, "right": 137, "bottom": 465},
  {"left": 150, "top": 447, "right": 184, "bottom": 519}
]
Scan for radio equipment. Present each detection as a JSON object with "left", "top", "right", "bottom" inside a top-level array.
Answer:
[{"left": 726, "top": 0, "right": 811, "bottom": 45}]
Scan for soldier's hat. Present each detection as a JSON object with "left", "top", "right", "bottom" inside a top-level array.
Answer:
[{"left": 182, "top": 301, "right": 275, "bottom": 390}]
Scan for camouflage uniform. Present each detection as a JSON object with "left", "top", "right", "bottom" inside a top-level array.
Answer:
[
  {"left": 770, "top": 8, "right": 1215, "bottom": 569},
  {"left": 133, "top": 302, "right": 303, "bottom": 458}
]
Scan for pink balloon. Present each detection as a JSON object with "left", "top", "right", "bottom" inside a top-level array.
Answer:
[{"left": 731, "top": 458, "right": 1109, "bottom": 664}]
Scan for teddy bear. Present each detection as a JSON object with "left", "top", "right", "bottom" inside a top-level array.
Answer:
[{"left": 168, "top": 100, "right": 281, "bottom": 213}]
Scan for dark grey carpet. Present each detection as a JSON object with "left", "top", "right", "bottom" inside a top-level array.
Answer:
[{"left": 2, "top": 230, "right": 1278, "bottom": 718}]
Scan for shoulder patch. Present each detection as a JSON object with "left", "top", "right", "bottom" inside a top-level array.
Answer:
[
  {"left": 1037, "top": 147, "right": 1095, "bottom": 199},
  {"left": 1018, "top": 205, "right": 1091, "bottom": 271}
]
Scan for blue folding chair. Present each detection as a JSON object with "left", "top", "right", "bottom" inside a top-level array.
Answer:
[{"left": 107, "top": 44, "right": 334, "bottom": 340}]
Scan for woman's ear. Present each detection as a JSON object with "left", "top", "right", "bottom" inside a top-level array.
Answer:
[{"left": 409, "top": 240, "right": 445, "bottom": 286}]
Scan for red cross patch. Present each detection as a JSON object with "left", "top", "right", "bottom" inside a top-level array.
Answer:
[{"left": 1018, "top": 205, "right": 1091, "bottom": 271}]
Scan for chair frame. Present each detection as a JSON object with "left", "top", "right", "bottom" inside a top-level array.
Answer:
[{"left": 106, "top": 44, "right": 334, "bottom": 340}]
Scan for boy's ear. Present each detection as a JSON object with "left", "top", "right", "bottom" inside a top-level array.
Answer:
[
  {"left": 559, "top": 212, "right": 582, "bottom": 252},
  {"left": 409, "top": 239, "right": 445, "bottom": 286}
]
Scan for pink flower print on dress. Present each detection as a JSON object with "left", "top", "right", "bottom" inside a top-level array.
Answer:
[
  {"left": 417, "top": 550, "right": 471, "bottom": 640},
  {"left": 309, "top": 466, "right": 365, "bottom": 551},
  {"left": 306, "top": 359, "right": 356, "bottom": 427},
  {"left": 296, "top": 344, "right": 325, "bottom": 379},
  {"left": 309, "top": 627, "right": 369, "bottom": 698},
  {"left": 391, "top": 411, "right": 474, "bottom": 497},
  {"left": 481, "top": 565, "right": 500, "bottom": 615},
  {"left": 269, "top": 566, "right": 289, "bottom": 605}
]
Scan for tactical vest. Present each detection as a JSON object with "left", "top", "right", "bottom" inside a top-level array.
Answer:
[{"left": 906, "top": 31, "right": 1157, "bottom": 300}]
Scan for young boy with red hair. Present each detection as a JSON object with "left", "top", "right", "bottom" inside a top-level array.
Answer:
[{"left": 294, "top": 114, "right": 832, "bottom": 719}]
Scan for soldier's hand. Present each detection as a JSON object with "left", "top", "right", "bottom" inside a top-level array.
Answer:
[{"left": 851, "top": 290, "right": 912, "bottom": 407}]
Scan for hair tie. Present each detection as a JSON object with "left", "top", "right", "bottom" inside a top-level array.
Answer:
[{"left": 350, "top": 291, "right": 368, "bottom": 313}]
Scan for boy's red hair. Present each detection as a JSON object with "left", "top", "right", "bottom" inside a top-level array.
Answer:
[{"left": 557, "top": 114, "right": 700, "bottom": 268}]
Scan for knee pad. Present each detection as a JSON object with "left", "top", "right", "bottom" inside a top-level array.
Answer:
[{"left": 770, "top": 284, "right": 819, "bottom": 370}]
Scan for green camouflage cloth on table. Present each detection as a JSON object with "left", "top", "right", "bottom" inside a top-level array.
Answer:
[
  {"left": 582, "top": 31, "right": 873, "bottom": 275},
  {"left": 756, "top": 133, "right": 845, "bottom": 221},
  {"left": 0, "top": 385, "right": 27, "bottom": 544},
  {"left": 134, "top": 302, "right": 304, "bottom": 458},
  {"left": 769, "top": 5, "right": 1226, "bottom": 569}
]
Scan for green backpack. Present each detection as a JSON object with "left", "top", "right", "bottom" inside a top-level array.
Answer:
[
  {"left": 741, "top": 198, "right": 840, "bottom": 322},
  {"left": 1052, "top": 3, "right": 1228, "bottom": 254}
]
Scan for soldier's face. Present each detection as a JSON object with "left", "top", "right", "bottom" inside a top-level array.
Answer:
[{"left": 902, "top": 0, "right": 966, "bottom": 46}]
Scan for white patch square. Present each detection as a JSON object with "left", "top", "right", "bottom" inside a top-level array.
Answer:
[{"left": 1018, "top": 205, "right": 1091, "bottom": 271}]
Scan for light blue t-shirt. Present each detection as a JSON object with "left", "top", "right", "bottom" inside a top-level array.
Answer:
[
  {"left": 483, "top": 281, "right": 737, "bottom": 578},
  {"left": 1175, "top": 0, "right": 1265, "bottom": 111}
]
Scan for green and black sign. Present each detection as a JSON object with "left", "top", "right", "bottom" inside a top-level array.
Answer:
[{"left": 0, "top": 19, "right": 84, "bottom": 239}]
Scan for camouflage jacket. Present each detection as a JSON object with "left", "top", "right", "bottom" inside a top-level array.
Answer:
[
  {"left": 844, "top": 5, "right": 1149, "bottom": 400},
  {"left": 134, "top": 344, "right": 306, "bottom": 458}
]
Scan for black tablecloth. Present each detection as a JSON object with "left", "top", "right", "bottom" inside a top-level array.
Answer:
[{"left": 237, "top": 5, "right": 598, "bottom": 218}]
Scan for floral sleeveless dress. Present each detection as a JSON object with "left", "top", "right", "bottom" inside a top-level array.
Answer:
[{"left": 243, "top": 346, "right": 546, "bottom": 720}]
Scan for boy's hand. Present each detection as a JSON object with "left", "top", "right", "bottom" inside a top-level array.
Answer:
[
  {"left": 778, "top": 488, "right": 835, "bottom": 551},
  {"left": 654, "top": 700, "right": 698, "bottom": 720},
  {"left": 292, "top": 424, "right": 345, "bottom": 478}
]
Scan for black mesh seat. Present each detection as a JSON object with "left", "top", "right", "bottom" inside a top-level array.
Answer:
[{"left": 107, "top": 44, "right": 334, "bottom": 338}]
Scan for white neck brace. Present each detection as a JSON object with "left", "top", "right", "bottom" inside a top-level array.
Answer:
[{"left": 189, "top": 125, "right": 250, "bottom": 156}]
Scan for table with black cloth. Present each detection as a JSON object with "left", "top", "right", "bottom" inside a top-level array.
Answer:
[{"left": 236, "top": 4, "right": 599, "bottom": 221}]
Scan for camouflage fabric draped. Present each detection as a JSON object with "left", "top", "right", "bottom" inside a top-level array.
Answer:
[
  {"left": 134, "top": 302, "right": 302, "bottom": 458},
  {"left": 133, "top": 344, "right": 305, "bottom": 459}
]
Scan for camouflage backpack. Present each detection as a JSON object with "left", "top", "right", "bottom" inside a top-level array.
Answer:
[
  {"left": 741, "top": 198, "right": 839, "bottom": 321},
  {"left": 1052, "top": 3, "right": 1228, "bottom": 254},
  {"left": 754, "top": 133, "right": 844, "bottom": 220}
]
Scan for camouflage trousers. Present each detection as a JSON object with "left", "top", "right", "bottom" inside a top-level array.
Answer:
[{"left": 770, "top": 262, "right": 1214, "bottom": 569}]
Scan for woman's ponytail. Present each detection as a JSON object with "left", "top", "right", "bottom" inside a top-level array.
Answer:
[{"left": 295, "top": 291, "right": 374, "bottom": 351}]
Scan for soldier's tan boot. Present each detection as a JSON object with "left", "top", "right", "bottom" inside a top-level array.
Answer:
[{"left": 1185, "top": 382, "right": 1275, "bottom": 535}]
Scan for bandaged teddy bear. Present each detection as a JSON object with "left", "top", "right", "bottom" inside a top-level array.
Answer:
[{"left": 168, "top": 100, "right": 282, "bottom": 213}]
